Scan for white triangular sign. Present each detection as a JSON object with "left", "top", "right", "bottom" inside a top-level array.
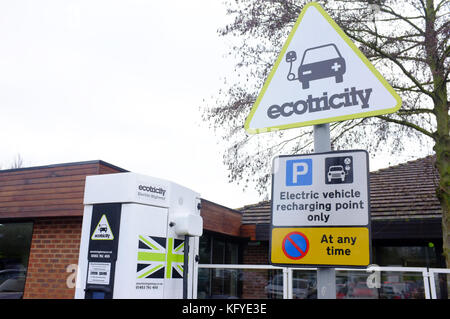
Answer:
[
  {"left": 91, "top": 214, "right": 114, "bottom": 240},
  {"left": 245, "top": 2, "right": 401, "bottom": 134}
]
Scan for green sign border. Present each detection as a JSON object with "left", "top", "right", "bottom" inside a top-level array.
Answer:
[{"left": 244, "top": 2, "right": 402, "bottom": 134}]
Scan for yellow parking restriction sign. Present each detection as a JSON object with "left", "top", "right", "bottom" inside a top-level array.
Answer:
[{"left": 271, "top": 227, "right": 370, "bottom": 267}]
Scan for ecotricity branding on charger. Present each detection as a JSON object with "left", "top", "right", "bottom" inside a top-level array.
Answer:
[{"left": 136, "top": 181, "right": 168, "bottom": 202}]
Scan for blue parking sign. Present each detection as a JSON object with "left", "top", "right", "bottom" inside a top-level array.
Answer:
[{"left": 286, "top": 159, "right": 312, "bottom": 186}]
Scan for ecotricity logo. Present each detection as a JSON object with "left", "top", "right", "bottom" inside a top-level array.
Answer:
[{"left": 137, "top": 184, "right": 167, "bottom": 200}]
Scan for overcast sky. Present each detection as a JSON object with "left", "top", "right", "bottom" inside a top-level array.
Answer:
[{"left": 0, "top": 1, "right": 433, "bottom": 208}]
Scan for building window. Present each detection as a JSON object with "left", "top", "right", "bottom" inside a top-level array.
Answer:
[
  {"left": 198, "top": 232, "right": 241, "bottom": 299},
  {"left": 374, "top": 244, "right": 439, "bottom": 267},
  {"left": 0, "top": 222, "right": 33, "bottom": 299}
]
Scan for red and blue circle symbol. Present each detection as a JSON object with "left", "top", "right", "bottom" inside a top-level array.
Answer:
[{"left": 282, "top": 232, "right": 309, "bottom": 260}]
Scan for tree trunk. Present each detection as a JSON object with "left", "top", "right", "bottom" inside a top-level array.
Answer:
[
  {"left": 433, "top": 100, "right": 450, "bottom": 268},
  {"left": 424, "top": 0, "right": 450, "bottom": 268}
]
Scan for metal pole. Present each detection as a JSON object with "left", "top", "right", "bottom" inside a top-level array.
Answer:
[
  {"left": 183, "top": 235, "right": 190, "bottom": 299},
  {"left": 313, "top": 123, "right": 336, "bottom": 299},
  {"left": 313, "top": 124, "right": 331, "bottom": 151}
]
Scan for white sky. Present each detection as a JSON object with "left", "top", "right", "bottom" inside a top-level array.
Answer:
[{"left": 0, "top": 1, "right": 433, "bottom": 209}]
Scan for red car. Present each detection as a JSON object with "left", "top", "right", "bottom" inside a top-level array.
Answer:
[{"left": 350, "top": 281, "right": 378, "bottom": 299}]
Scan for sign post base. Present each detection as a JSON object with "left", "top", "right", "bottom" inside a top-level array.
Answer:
[{"left": 317, "top": 268, "right": 336, "bottom": 299}]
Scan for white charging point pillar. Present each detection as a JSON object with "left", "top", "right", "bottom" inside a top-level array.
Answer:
[{"left": 75, "top": 172, "right": 202, "bottom": 299}]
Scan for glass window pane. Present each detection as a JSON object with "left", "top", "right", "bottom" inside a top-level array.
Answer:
[
  {"left": 197, "top": 268, "right": 211, "bottom": 298},
  {"left": 432, "top": 273, "right": 449, "bottom": 299},
  {"left": 199, "top": 234, "right": 211, "bottom": 264},
  {"left": 336, "top": 270, "right": 379, "bottom": 299},
  {"left": 292, "top": 270, "right": 317, "bottom": 299},
  {"left": 199, "top": 234, "right": 241, "bottom": 265},
  {"left": 225, "top": 242, "right": 239, "bottom": 264},
  {"left": 212, "top": 240, "right": 225, "bottom": 264},
  {"left": 335, "top": 270, "right": 427, "bottom": 299},
  {"left": 375, "top": 246, "right": 438, "bottom": 267},
  {"left": 0, "top": 222, "right": 33, "bottom": 299},
  {"left": 197, "top": 268, "right": 282, "bottom": 299},
  {"left": 197, "top": 268, "right": 240, "bottom": 298},
  {"left": 245, "top": 269, "right": 281, "bottom": 299}
]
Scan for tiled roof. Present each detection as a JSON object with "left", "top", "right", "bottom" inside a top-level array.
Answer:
[{"left": 239, "top": 155, "right": 442, "bottom": 224}]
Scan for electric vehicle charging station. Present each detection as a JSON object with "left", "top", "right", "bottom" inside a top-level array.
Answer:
[{"left": 75, "top": 172, "right": 202, "bottom": 299}]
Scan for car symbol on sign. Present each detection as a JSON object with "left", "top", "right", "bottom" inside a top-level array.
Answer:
[
  {"left": 327, "top": 165, "right": 346, "bottom": 182},
  {"left": 286, "top": 43, "right": 346, "bottom": 89}
]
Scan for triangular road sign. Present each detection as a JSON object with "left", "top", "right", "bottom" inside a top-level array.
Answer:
[
  {"left": 245, "top": 2, "right": 401, "bottom": 134},
  {"left": 91, "top": 214, "right": 114, "bottom": 240}
]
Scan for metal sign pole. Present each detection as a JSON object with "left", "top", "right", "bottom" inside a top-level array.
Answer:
[{"left": 313, "top": 123, "right": 336, "bottom": 299}]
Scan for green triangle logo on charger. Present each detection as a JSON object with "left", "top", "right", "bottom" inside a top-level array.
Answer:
[{"left": 244, "top": 2, "right": 401, "bottom": 134}]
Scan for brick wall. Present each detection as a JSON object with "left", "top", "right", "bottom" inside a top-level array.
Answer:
[
  {"left": 243, "top": 242, "right": 269, "bottom": 265},
  {"left": 241, "top": 241, "right": 274, "bottom": 298},
  {"left": 23, "top": 217, "right": 82, "bottom": 299}
]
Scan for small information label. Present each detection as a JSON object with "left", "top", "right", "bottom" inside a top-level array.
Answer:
[{"left": 87, "top": 262, "right": 111, "bottom": 285}]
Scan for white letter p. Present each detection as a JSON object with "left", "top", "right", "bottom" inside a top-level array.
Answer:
[{"left": 292, "top": 162, "right": 308, "bottom": 184}]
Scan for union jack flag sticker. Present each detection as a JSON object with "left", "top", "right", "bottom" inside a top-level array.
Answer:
[{"left": 136, "top": 235, "right": 184, "bottom": 279}]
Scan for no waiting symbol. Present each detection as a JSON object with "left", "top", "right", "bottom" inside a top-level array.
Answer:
[{"left": 282, "top": 232, "right": 309, "bottom": 260}]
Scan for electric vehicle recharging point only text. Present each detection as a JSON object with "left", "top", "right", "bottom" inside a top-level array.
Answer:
[{"left": 75, "top": 172, "right": 202, "bottom": 299}]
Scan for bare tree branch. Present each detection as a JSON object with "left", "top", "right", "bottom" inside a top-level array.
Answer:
[{"left": 376, "top": 115, "right": 435, "bottom": 139}]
